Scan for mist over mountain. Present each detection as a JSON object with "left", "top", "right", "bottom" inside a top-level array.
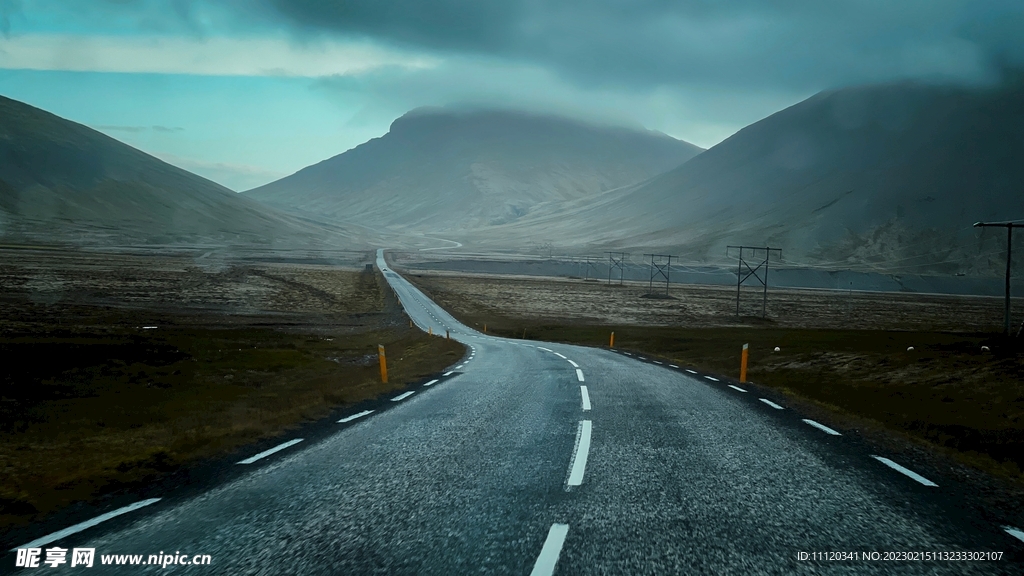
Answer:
[
  {"left": 245, "top": 107, "right": 703, "bottom": 230},
  {"left": 0, "top": 95, "right": 351, "bottom": 248},
  {"left": 477, "top": 79, "right": 1024, "bottom": 275}
]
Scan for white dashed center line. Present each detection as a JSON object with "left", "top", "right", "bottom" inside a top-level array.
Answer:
[
  {"left": 567, "top": 420, "right": 592, "bottom": 486},
  {"left": 455, "top": 364, "right": 464, "bottom": 369},
  {"left": 669, "top": 364, "right": 679, "bottom": 368},
  {"left": 567, "top": 359, "right": 579, "bottom": 368},
  {"left": 871, "top": 456, "right": 938, "bottom": 486},
  {"left": 759, "top": 398, "right": 784, "bottom": 410},
  {"left": 538, "top": 347, "right": 553, "bottom": 352},
  {"left": 443, "top": 371, "right": 454, "bottom": 376},
  {"left": 803, "top": 419, "right": 841, "bottom": 436},
  {"left": 575, "top": 368, "right": 585, "bottom": 382},
  {"left": 686, "top": 369, "right": 697, "bottom": 374},
  {"left": 728, "top": 385, "right": 747, "bottom": 393},
  {"left": 423, "top": 379, "right": 439, "bottom": 387},
  {"left": 530, "top": 524, "right": 569, "bottom": 576},
  {"left": 653, "top": 361, "right": 662, "bottom": 365},
  {"left": 580, "top": 386, "right": 591, "bottom": 411},
  {"left": 238, "top": 438, "right": 304, "bottom": 465},
  {"left": 1004, "top": 526, "right": 1024, "bottom": 544},
  {"left": 338, "top": 410, "right": 374, "bottom": 423},
  {"left": 554, "top": 352, "right": 567, "bottom": 359},
  {"left": 391, "top": 391, "right": 415, "bottom": 402},
  {"left": 704, "top": 376, "right": 719, "bottom": 382},
  {"left": 11, "top": 498, "right": 163, "bottom": 551}
]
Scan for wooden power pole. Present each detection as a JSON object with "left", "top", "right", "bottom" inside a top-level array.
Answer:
[{"left": 974, "top": 221, "right": 1022, "bottom": 336}]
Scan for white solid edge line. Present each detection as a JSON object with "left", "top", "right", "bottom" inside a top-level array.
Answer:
[
  {"left": 1004, "top": 526, "right": 1024, "bottom": 544},
  {"left": 443, "top": 371, "right": 453, "bottom": 376},
  {"left": 728, "top": 385, "right": 747, "bottom": 393},
  {"left": 802, "top": 419, "right": 841, "bottom": 436},
  {"left": 759, "top": 398, "right": 784, "bottom": 410},
  {"left": 13, "top": 498, "right": 162, "bottom": 551},
  {"left": 529, "top": 523, "right": 570, "bottom": 576},
  {"left": 669, "top": 364, "right": 679, "bottom": 368},
  {"left": 238, "top": 438, "right": 304, "bottom": 465},
  {"left": 567, "top": 359, "right": 579, "bottom": 368},
  {"left": 554, "top": 352, "right": 566, "bottom": 359},
  {"left": 338, "top": 409, "right": 374, "bottom": 423},
  {"left": 391, "top": 391, "right": 415, "bottom": 402},
  {"left": 575, "top": 368, "right": 585, "bottom": 382},
  {"left": 423, "top": 379, "right": 439, "bottom": 387},
  {"left": 580, "top": 385, "right": 591, "bottom": 411},
  {"left": 704, "top": 376, "right": 719, "bottom": 382},
  {"left": 686, "top": 369, "right": 697, "bottom": 374},
  {"left": 871, "top": 456, "right": 938, "bottom": 486},
  {"left": 567, "top": 420, "right": 592, "bottom": 486}
]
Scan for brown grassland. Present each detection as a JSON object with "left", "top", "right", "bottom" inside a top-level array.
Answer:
[{"left": 0, "top": 249, "right": 463, "bottom": 530}]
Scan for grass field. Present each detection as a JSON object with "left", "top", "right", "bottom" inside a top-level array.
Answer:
[
  {"left": 406, "top": 271, "right": 1024, "bottom": 484},
  {"left": 0, "top": 255, "right": 463, "bottom": 530}
]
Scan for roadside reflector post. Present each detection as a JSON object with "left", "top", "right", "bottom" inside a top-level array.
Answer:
[
  {"left": 428, "top": 327, "right": 433, "bottom": 336},
  {"left": 378, "top": 344, "right": 388, "bottom": 383},
  {"left": 446, "top": 329, "right": 450, "bottom": 339},
  {"left": 484, "top": 324, "right": 487, "bottom": 333},
  {"left": 740, "top": 343, "right": 749, "bottom": 383},
  {"left": 610, "top": 331, "right": 615, "bottom": 348},
  {"left": 409, "top": 319, "right": 413, "bottom": 328},
  {"left": 522, "top": 328, "right": 527, "bottom": 339}
]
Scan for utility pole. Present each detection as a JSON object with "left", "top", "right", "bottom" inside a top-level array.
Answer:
[
  {"left": 974, "top": 221, "right": 1022, "bottom": 336},
  {"left": 727, "top": 245, "right": 782, "bottom": 318},
  {"left": 607, "top": 252, "right": 627, "bottom": 285},
  {"left": 644, "top": 254, "right": 675, "bottom": 296}
]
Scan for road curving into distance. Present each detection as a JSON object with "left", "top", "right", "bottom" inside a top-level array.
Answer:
[{"left": 10, "top": 248, "right": 1023, "bottom": 574}]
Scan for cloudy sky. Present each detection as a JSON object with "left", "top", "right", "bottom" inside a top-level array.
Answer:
[{"left": 1, "top": 1, "right": 1021, "bottom": 190}]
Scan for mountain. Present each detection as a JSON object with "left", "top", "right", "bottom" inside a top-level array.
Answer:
[
  {"left": 0, "top": 95, "right": 353, "bottom": 248},
  {"left": 482, "top": 79, "right": 1024, "bottom": 274},
  {"left": 245, "top": 107, "right": 703, "bottom": 231}
]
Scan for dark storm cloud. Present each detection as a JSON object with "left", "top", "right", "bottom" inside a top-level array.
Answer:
[{"left": 262, "top": 0, "right": 1024, "bottom": 90}]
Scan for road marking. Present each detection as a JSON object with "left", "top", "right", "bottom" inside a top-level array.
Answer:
[
  {"left": 12, "top": 498, "right": 162, "bottom": 551},
  {"left": 638, "top": 356, "right": 646, "bottom": 360},
  {"left": 704, "top": 376, "right": 719, "bottom": 382},
  {"left": 686, "top": 369, "right": 697, "bottom": 374},
  {"left": 238, "top": 438, "right": 304, "bottom": 464},
  {"left": 391, "top": 391, "right": 415, "bottom": 402},
  {"left": 538, "top": 347, "right": 553, "bottom": 352},
  {"left": 530, "top": 523, "right": 569, "bottom": 576},
  {"left": 580, "top": 386, "right": 591, "bottom": 411},
  {"left": 443, "top": 371, "right": 454, "bottom": 376},
  {"left": 575, "top": 368, "right": 585, "bottom": 382},
  {"left": 669, "top": 364, "right": 679, "bottom": 368},
  {"left": 803, "top": 419, "right": 841, "bottom": 436},
  {"left": 567, "top": 420, "right": 592, "bottom": 486},
  {"left": 728, "top": 385, "right": 747, "bottom": 393},
  {"left": 423, "top": 379, "right": 439, "bottom": 387},
  {"left": 624, "top": 352, "right": 632, "bottom": 356},
  {"left": 338, "top": 410, "right": 374, "bottom": 423},
  {"left": 554, "top": 352, "right": 567, "bottom": 359},
  {"left": 1004, "top": 526, "right": 1024, "bottom": 544},
  {"left": 759, "top": 398, "right": 784, "bottom": 410},
  {"left": 871, "top": 456, "right": 938, "bottom": 486},
  {"left": 653, "top": 361, "right": 662, "bottom": 365},
  {"left": 455, "top": 364, "right": 464, "bottom": 369},
  {"left": 567, "top": 359, "right": 579, "bottom": 368}
]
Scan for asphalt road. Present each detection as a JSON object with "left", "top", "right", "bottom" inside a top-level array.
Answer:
[{"left": 8, "top": 248, "right": 1024, "bottom": 574}]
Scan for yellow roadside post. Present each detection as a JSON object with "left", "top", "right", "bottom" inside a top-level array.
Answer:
[
  {"left": 522, "top": 328, "right": 527, "bottom": 339},
  {"left": 740, "top": 343, "right": 749, "bottom": 383},
  {"left": 484, "top": 324, "right": 487, "bottom": 333},
  {"left": 409, "top": 319, "right": 413, "bottom": 328},
  {"left": 610, "top": 331, "right": 615, "bottom": 348},
  {"left": 428, "top": 327, "right": 433, "bottom": 336},
  {"left": 378, "top": 344, "right": 388, "bottom": 383}
]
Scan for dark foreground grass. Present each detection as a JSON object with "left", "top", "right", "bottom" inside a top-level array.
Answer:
[
  {"left": 0, "top": 318, "right": 462, "bottom": 530},
  {"left": 408, "top": 276, "right": 1024, "bottom": 485}
]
